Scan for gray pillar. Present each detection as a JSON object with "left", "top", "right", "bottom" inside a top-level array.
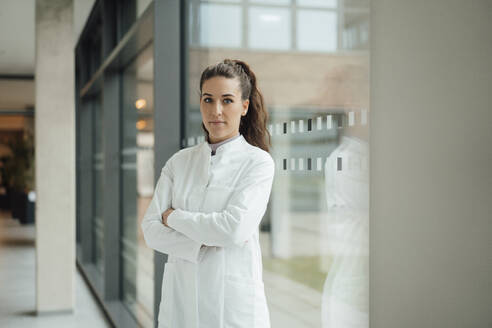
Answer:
[
  {"left": 370, "top": 0, "right": 492, "bottom": 327},
  {"left": 35, "top": 0, "right": 75, "bottom": 313}
]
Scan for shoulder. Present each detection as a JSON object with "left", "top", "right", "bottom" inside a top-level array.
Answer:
[
  {"left": 241, "top": 142, "right": 275, "bottom": 172},
  {"left": 174, "top": 143, "right": 202, "bottom": 159},
  {"left": 161, "top": 143, "right": 203, "bottom": 173}
]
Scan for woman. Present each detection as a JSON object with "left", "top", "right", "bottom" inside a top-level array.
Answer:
[{"left": 141, "top": 59, "right": 274, "bottom": 328}]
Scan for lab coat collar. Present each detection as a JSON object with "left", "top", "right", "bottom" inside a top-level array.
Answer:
[
  {"left": 202, "top": 134, "right": 247, "bottom": 156},
  {"left": 195, "top": 134, "right": 247, "bottom": 186}
]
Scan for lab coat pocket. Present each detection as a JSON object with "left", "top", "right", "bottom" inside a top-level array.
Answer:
[
  {"left": 158, "top": 263, "right": 175, "bottom": 328},
  {"left": 223, "top": 275, "right": 255, "bottom": 327}
]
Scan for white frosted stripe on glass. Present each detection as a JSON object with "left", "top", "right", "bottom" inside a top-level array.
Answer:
[
  {"left": 327, "top": 115, "right": 333, "bottom": 129},
  {"left": 317, "top": 116, "right": 322, "bottom": 130},
  {"left": 361, "top": 109, "right": 368, "bottom": 125},
  {"left": 268, "top": 124, "right": 273, "bottom": 135},
  {"left": 348, "top": 111, "right": 355, "bottom": 126},
  {"left": 298, "top": 158, "right": 304, "bottom": 170},
  {"left": 317, "top": 157, "right": 322, "bottom": 171},
  {"left": 290, "top": 158, "right": 296, "bottom": 170},
  {"left": 276, "top": 123, "right": 281, "bottom": 135},
  {"left": 299, "top": 119, "right": 304, "bottom": 133},
  {"left": 187, "top": 137, "right": 195, "bottom": 146},
  {"left": 291, "top": 120, "right": 296, "bottom": 134}
]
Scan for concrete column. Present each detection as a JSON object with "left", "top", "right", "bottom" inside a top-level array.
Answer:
[
  {"left": 35, "top": 0, "right": 75, "bottom": 313},
  {"left": 370, "top": 0, "right": 492, "bottom": 327}
]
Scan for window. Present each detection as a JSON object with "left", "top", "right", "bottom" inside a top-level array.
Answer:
[
  {"left": 249, "top": 7, "right": 291, "bottom": 50},
  {"left": 199, "top": 3, "right": 242, "bottom": 47},
  {"left": 121, "top": 44, "right": 155, "bottom": 326},
  {"left": 297, "top": 9, "right": 337, "bottom": 51},
  {"left": 189, "top": 0, "right": 369, "bottom": 53}
]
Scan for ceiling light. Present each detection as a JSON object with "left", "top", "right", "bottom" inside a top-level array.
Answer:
[{"left": 135, "top": 99, "right": 147, "bottom": 110}]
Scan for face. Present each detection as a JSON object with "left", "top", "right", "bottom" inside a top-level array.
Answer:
[{"left": 200, "top": 76, "right": 249, "bottom": 144}]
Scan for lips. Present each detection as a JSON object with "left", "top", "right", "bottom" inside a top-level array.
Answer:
[{"left": 210, "top": 121, "right": 225, "bottom": 124}]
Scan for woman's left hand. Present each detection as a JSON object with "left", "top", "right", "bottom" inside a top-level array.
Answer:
[{"left": 162, "top": 208, "right": 174, "bottom": 227}]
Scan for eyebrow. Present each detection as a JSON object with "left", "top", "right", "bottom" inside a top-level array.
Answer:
[{"left": 202, "top": 93, "right": 235, "bottom": 97}]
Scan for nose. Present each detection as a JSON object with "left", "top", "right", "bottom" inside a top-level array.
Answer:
[{"left": 212, "top": 101, "right": 223, "bottom": 117}]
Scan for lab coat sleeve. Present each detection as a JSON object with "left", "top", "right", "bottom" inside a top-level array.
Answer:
[
  {"left": 140, "top": 158, "right": 202, "bottom": 263},
  {"left": 166, "top": 157, "right": 275, "bottom": 248}
]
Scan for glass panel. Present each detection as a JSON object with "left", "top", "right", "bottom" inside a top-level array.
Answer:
[
  {"left": 297, "top": 9, "right": 338, "bottom": 52},
  {"left": 249, "top": 6, "right": 291, "bottom": 50},
  {"left": 121, "top": 44, "right": 155, "bottom": 328},
  {"left": 199, "top": 3, "right": 242, "bottom": 48},
  {"left": 342, "top": 11, "right": 369, "bottom": 50},
  {"left": 298, "top": 0, "right": 338, "bottom": 8},
  {"left": 187, "top": 0, "right": 369, "bottom": 326},
  {"left": 92, "top": 95, "right": 104, "bottom": 274}
]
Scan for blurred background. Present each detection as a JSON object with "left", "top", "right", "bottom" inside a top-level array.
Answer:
[{"left": 0, "top": 1, "right": 490, "bottom": 328}]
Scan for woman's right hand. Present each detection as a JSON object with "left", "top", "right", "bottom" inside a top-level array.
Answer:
[{"left": 161, "top": 208, "right": 174, "bottom": 227}]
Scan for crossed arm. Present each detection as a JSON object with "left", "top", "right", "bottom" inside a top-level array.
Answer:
[
  {"left": 141, "top": 156, "right": 275, "bottom": 261},
  {"left": 140, "top": 161, "right": 203, "bottom": 263}
]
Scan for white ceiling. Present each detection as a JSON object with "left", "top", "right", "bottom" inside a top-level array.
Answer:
[
  {"left": 0, "top": 0, "right": 35, "bottom": 75},
  {"left": 0, "top": 0, "right": 95, "bottom": 109}
]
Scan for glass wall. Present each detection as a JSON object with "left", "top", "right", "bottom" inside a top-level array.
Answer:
[
  {"left": 121, "top": 44, "right": 155, "bottom": 327},
  {"left": 76, "top": 1, "right": 157, "bottom": 327},
  {"left": 185, "top": 0, "right": 369, "bottom": 327}
]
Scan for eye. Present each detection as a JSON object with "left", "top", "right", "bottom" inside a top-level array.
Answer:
[
  {"left": 203, "top": 97, "right": 213, "bottom": 103},
  {"left": 223, "top": 98, "right": 233, "bottom": 104}
]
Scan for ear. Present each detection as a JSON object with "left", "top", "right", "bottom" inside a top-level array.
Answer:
[{"left": 242, "top": 99, "right": 249, "bottom": 115}]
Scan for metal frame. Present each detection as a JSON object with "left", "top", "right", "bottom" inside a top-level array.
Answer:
[{"left": 153, "top": 0, "right": 185, "bottom": 325}]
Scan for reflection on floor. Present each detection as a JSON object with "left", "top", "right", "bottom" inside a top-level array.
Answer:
[
  {"left": 260, "top": 210, "right": 369, "bottom": 328},
  {"left": 264, "top": 270, "right": 322, "bottom": 328},
  {"left": 260, "top": 228, "right": 323, "bottom": 328},
  {"left": 0, "top": 210, "right": 111, "bottom": 328}
]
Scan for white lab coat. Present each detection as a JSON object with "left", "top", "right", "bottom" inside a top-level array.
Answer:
[{"left": 141, "top": 134, "right": 274, "bottom": 328}]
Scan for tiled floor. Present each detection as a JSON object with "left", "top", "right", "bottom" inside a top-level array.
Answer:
[{"left": 0, "top": 210, "right": 111, "bottom": 328}]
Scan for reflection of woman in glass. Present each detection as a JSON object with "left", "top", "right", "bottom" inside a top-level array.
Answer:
[
  {"left": 322, "top": 116, "right": 369, "bottom": 328},
  {"left": 141, "top": 59, "right": 274, "bottom": 328}
]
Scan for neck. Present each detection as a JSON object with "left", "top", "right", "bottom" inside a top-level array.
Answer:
[
  {"left": 208, "top": 133, "right": 241, "bottom": 155},
  {"left": 209, "top": 132, "right": 240, "bottom": 144}
]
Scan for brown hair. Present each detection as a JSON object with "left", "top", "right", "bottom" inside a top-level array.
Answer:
[{"left": 199, "top": 59, "right": 271, "bottom": 152}]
